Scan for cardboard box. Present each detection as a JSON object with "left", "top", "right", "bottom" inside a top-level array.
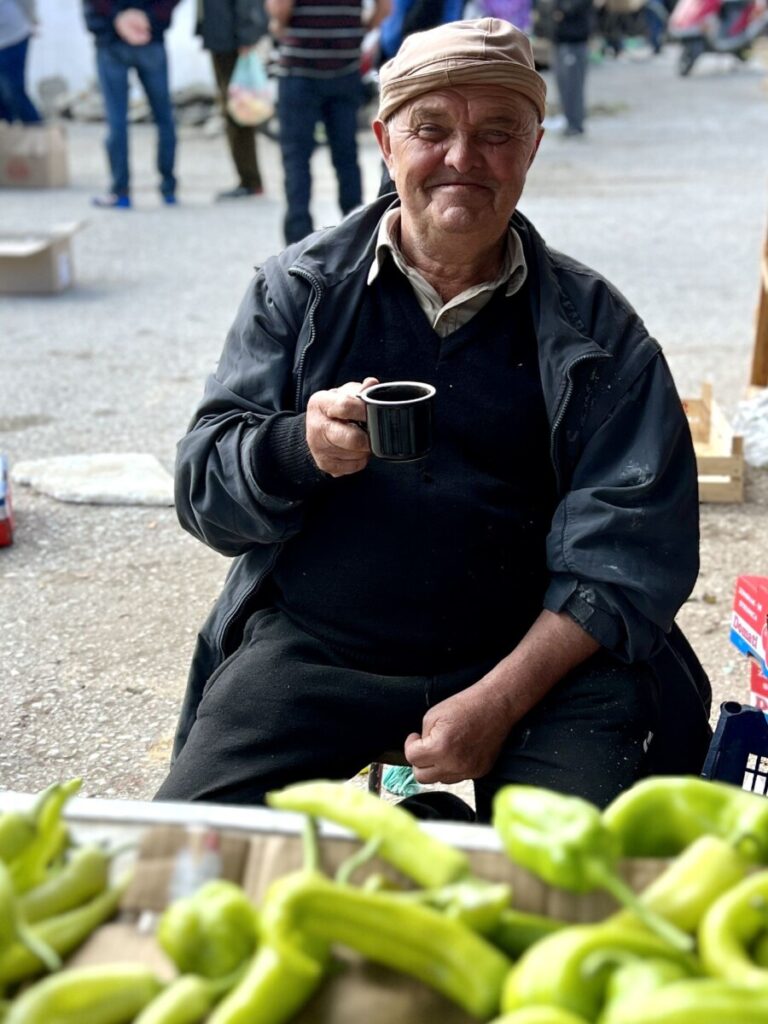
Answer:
[
  {"left": 0, "top": 222, "right": 81, "bottom": 295},
  {"left": 750, "top": 658, "right": 768, "bottom": 709},
  {"left": 0, "top": 454, "right": 13, "bottom": 547},
  {"left": 730, "top": 574, "right": 768, "bottom": 677},
  {"left": 0, "top": 122, "right": 68, "bottom": 188}
]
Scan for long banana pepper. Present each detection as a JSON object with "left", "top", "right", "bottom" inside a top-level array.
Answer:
[
  {"left": 262, "top": 868, "right": 512, "bottom": 1019},
  {"left": 699, "top": 868, "right": 768, "bottom": 985},
  {"left": 501, "top": 921, "right": 699, "bottom": 1020},
  {"left": 602, "top": 775, "right": 768, "bottom": 861},
  {"left": 266, "top": 781, "right": 470, "bottom": 888}
]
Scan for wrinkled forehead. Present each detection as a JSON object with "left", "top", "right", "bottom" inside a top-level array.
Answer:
[{"left": 390, "top": 84, "right": 540, "bottom": 127}]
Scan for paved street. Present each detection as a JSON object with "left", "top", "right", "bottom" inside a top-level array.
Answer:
[{"left": 1, "top": 44, "right": 768, "bottom": 799}]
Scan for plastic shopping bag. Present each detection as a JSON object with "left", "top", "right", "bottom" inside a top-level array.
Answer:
[{"left": 226, "top": 50, "right": 275, "bottom": 127}]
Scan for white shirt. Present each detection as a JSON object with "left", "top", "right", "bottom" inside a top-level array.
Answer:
[{"left": 367, "top": 208, "right": 528, "bottom": 338}]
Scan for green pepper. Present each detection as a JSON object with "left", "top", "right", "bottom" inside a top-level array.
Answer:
[
  {"left": 0, "top": 814, "right": 37, "bottom": 867},
  {"left": 602, "top": 775, "right": 768, "bottom": 860},
  {"left": 205, "top": 940, "right": 326, "bottom": 1024},
  {"left": 266, "top": 781, "right": 470, "bottom": 888},
  {"left": 501, "top": 921, "right": 699, "bottom": 1020},
  {"left": 156, "top": 880, "right": 259, "bottom": 980},
  {"left": 0, "top": 872, "right": 131, "bottom": 991},
  {"left": 132, "top": 969, "right": 245, "bottom": 1024},
  {"left": 488, "top": 907, "right": 567, "bottom": 959},
  {"left": 262, "top": 868, "right": 512, "bottom": 1019},
  {"left": 394, "top": 878, "right": 513, "bottom": 935},
  {"left": 18, "top": 845, "right": 111, "bottom": 925},
  {"left": 488, "top": 1009, "right": 589, "bottom": 1024},
  {"left": 4, "top": 963, "right": 163, "bottom": 1024},
  {"left": 752, "top": 930, "right": 768, "bottom": 968},
  {"left": 599, "top": 956, "right": 691, "bottom": 1024},
  {"left": 9, "top": 780, "right": 82, "bottom": 894},
  {"left": 598, "top": 977, "right": 768, "bottom": 1024},
  {"left": 698, "top": 868, "right": 768, "bottom": 985},
  {"left": 610, "top": 833, "right": 751, "bottom": 935},
  {"left": 0, "top": 860, "right": 59, "bottom": 972},
  {"left": 492, "top": 786, "right": 692, "bottom": 951}
]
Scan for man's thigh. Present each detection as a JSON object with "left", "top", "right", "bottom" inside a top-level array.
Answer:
[
  {"left": 156, "top": 607, "right": 430, "bottom": 804},
  {"left": 473, "top": 652, "right": 661, "bottom": 821}
]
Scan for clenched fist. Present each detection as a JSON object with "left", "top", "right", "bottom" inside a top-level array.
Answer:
[{"left": 306, "top": 377, "right": 379, "bottom": 477}]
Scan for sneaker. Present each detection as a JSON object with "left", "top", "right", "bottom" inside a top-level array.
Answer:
[
  {"left": 215, "top": 185, "right": 264, "bottom": 200},
  {"left": 162, "top": 194, "right": 178, "bottom": 206},
  {"left": 92, "top": 193, "right": 131, "bottom": 209}
]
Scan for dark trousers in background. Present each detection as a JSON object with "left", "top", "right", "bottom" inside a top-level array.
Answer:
[
  {"left": 95, "top": 40, "right": 176, "bottom": 199},
  {"left": 0, "top": 36, "right": 42, "bottom": 123},
  {"left": 155, "top": 606, "right": 709, "bottom": 821},
  {"left": 554, "top": 41, "right": 589, "bottom": 134},
  {"left": 277, "top": 70, "right": 363, "bottom": 244},
  {"left": 210, "top": 50, "right": 263, "bottom": 191}
]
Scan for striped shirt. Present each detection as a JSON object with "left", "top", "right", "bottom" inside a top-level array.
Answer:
[{"left": 276, "top": 0, "right": 365, "bottom": 78}]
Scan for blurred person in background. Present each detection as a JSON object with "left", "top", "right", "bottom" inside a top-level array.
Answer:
[
  {"left": 83, "top": 0, "right": 180, "bottom": 209},
  {"left": 196, "top": 0, "right": 268, "bottom": 200},
  {"left": 378, "top": 0, "right": 465, "bottom": 62},
  {"left": 0, "top": 0, "right": 42, "bottom": 123},
  {"left": 266, "top": 0, "right": 390, "bottom": 244},
  {"left": 551, "top": 0, "right": 593, "bottom": 136}
]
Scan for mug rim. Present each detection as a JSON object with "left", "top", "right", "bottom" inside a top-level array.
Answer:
[{"left": 359, "top": 381, "right": 436, "bottom": 406}]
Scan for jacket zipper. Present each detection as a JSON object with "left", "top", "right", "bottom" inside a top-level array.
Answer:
[
  {"left": 290, "top": 267, "right": 323, "bottom": 411},
  {"left": 549, "top": 349, "right": 610, "bottom": 494}
]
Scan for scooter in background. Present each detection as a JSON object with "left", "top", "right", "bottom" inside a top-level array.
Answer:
[{"left": 668, "top": 0, "right": 768, "bottom": 75}]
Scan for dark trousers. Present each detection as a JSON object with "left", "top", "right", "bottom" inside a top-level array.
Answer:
[
  {"left": 554, "top": 41, "right": 589, "bottom": 133},
  {"left": 211, "top": 50, "right": 263, "bottom": 191},
  {"left": 155, "top": 606, "right": 705, "bottom": 821},
  {"left": 277, "top": 70, "right": 363, "bottom": 244},
  {"left": 0, "top": 36, "right": 42, "bottom": 123},
  {"left": 95, "top": 40, "right": 176, "bottom": 198}
]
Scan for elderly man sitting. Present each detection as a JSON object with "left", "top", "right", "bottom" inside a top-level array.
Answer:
[{"left": 157, "top": 18, "right": 712, "bottom": 820}]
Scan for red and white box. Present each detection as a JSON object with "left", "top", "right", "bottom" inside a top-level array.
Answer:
[
  {"left": 750, "top": 659, "right": 768, "bottom": 710},
  {"left": 0, "top": 454, "right": 13, "bottom": 547},
  {"left": 730, "top": 575, "right": 768, "bottom": 679}
]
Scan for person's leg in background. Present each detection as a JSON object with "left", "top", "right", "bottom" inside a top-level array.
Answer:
[
  {"left": 277, "top": 74, "right": 321, "bottom": 244},
  {"left": 133, "top": 40, "right": 177, "bottom": 203},
  {"left": 0, "top": 36, "right": 42, "bottom": 123},
  {"left": 554, "top": 40, "right": 588, "bottom": 135},
  {"left": 94, "top": 41, "right": 132, "bottom": 206},
  {"left": 211, "top": 50, "right": 263, "bottom": 198},
  {"left": 321, "top": 71, "right": 363, "bottom": 218}
]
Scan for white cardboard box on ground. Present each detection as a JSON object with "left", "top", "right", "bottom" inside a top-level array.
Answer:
[
  {"left": 0, "top": 122, "right": 69, "bottom": 188},
  {"left": 0, "top": 222, "right": 81, "bottom": 294}
]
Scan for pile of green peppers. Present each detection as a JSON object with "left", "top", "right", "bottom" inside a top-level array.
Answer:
[{"left": 4, "top": 772, "right": 768, "bottom": 1023}]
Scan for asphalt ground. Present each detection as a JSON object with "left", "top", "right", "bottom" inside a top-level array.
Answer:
[{"left": 1, "top": 43, "right": 768, "bottom": 799}]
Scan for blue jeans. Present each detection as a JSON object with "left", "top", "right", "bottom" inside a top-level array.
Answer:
[
  {"left": 95, "top": 40, "right": 176, "bottom": 198},
  {"left": 277, "top": 71, "right": 363, "bottom": 244},
  {"left": 0, "top": 36, "right": 42, "bottom": 123}
]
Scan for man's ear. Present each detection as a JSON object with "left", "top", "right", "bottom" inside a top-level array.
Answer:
[{"left": 372, "top": 119, "right": 393, "bottom": 170}]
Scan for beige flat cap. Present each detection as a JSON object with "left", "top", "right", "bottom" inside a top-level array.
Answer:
[{"left": 378, "top": 18, "right": 546, "bottom": 123}]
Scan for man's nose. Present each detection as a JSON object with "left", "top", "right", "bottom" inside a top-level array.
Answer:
[{"left": 443, "top": 132, "right": 481, "bottom": 172}]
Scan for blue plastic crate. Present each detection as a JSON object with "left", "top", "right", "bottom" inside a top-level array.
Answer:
[{"left": 702, "top": 701, "right": 768, "bottom": 794}]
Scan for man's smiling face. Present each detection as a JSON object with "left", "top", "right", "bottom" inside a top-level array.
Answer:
[{"left": 374, "top": 84, "right": 543, "bottom": 246}]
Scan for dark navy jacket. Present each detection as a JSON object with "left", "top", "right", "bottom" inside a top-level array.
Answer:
[{"left": 172, "top": 195, "right": 711, "bottom": 756}]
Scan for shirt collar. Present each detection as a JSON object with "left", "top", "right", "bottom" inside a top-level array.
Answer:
[{"left": 367, "top": 208, "right": 528, "bottom": 297}]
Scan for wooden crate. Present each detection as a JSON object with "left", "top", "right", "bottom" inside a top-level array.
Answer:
[{"left": 683, "top": 382, "right": 745, "bottom": 504}]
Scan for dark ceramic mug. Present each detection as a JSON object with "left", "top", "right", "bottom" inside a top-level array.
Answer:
[{"left": 359, "top": 381, "right": 436, "bottom": 462}]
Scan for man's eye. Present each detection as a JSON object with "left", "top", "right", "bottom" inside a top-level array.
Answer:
[
  {"left": 479, "top": 130, "right": 513, "bottom": 145},
  {"left": 415, "top": 124, "right": 448, "bottom": 140}
]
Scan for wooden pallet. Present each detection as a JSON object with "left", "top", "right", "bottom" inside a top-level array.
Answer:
[{"left": 683, "top": 382, "right": 745, "bottom": 504}]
